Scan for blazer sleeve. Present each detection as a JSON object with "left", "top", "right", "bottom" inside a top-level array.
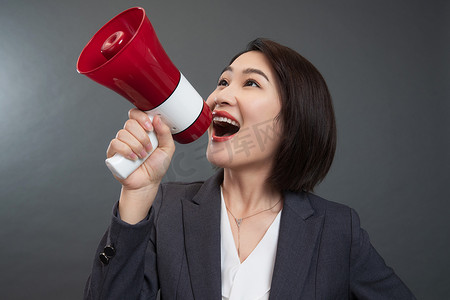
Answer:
[
  {"left": 349, "top": 208, "right": 416, "bottom": 299},
  {"left": 83, "top": 187, "right": 164, "bottom": 300}
]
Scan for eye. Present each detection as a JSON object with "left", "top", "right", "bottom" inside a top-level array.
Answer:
[
  {"left": 218, "top": 78, "right": 229, "bottom": 86},
  {"left": 244, "top": 79, "right": 260, "bottom": 88}
]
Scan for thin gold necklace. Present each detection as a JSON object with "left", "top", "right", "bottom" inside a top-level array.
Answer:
[{"left": 225, "top": 198, "right": 282, "bottom": 260}]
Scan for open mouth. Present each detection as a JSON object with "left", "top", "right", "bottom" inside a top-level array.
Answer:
[{"left": 212, "top": 111, "right": 240, "bottom": 141}]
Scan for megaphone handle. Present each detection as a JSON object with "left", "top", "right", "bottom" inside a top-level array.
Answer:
[{"left": 104, "top": 116, "right": 159, "bottom": 180}]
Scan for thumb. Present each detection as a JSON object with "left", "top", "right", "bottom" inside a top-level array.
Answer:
[{"left": 153, "top": 115, "right": 175, "bottom": 153}]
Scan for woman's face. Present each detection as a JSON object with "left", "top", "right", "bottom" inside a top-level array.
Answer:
[{"left": 206, "top": 51, "right": 282, "bottom": 170}]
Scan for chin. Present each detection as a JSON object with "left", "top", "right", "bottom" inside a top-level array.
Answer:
[{"left": 206, "top": 144, "right": 232, "bottom": 168}]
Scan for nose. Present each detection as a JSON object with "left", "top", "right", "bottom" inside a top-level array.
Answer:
[{"left": 210, "top": 87, "right": 237, "bottom": 109}]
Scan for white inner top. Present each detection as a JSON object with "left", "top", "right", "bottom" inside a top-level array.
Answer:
[{"left": 220, "top": 187, "right": 281, "bottom": 300}]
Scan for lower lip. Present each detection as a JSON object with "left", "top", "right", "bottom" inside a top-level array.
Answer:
[{"left": 211, "top": 131, "right": 237, "bottom": 142}]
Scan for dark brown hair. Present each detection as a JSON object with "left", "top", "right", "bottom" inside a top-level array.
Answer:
[{"left": 230, "top": 38, "right": 336, "bottom": 192}]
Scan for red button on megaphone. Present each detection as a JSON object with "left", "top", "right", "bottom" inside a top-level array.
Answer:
[{"left": 77, "top": 7, "right": 211, "bottom": 179}]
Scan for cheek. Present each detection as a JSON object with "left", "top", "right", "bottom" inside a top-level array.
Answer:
[
  {"left": 245, "top": 99, "right": 281, "bottom": 123},
  {"left": 205, "top": 93, "right": 217, "bottom": 110}
]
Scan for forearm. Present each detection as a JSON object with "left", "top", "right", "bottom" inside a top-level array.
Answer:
[
  {"left": 118, "top": 183, "right": 160, "bottom": 225},
  {"left": 84, "top": 202, "right": 159, "bottom": 300}
]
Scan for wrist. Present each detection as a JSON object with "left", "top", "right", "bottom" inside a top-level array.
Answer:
[
  {"left": 121, "top": 182, "right": 160, "bottom": 198},
  {"left": 118, "top": 184, "right": 160, "bottom": 225}
]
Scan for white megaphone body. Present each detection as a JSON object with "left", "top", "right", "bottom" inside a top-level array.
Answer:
[{"left": 77, "top": 7, "right": 212, "bottom": 179}]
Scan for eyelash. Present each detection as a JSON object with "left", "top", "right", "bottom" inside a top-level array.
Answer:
[
  {"left": 244, "top": 79, "right": 260, "bottom": 88},
  {"left": 218, "top": 78, "right": 228, "bottom": 86},
  {"left": 217, "top": 78, "right": 260, "bottom": 88}
]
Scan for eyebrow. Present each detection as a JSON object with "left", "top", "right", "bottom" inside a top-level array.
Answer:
[{"left": 220, "top": 66, "right": 270, "bottom": 82}]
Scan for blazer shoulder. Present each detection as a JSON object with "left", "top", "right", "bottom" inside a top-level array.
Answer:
[
  {"left": 153, "top": 180, "right": 206, "bottom": 217},
  {"left": 148, "top": 181, "right": 204, "bottom": 220},
  {"left": 157, "top": 170, "right": 223, "bottom": 205},
  {"left": 160, "top": 180, "right": 205, "bottom": 198},
  {"left": 307, "top": 192, "right": 353, "bottom": 218},
  {"left": 305, "top": 192, "right": 359, "bottom": 238}
]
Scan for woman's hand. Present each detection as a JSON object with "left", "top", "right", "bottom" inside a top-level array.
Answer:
[{"left": 106, "top": 108, "right": 175, "bottom": 224}]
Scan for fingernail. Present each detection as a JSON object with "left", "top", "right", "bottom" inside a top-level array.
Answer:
[
  {"left": 140, "top": 150, "right": 148, "bottom": 158},
  {"left": 145, "top": 121, "right": 153, "bottom": 131},
  {"left": 128, "top": 153, "right": 138, "bottom": 161},
  {"left": 145, "top": 143, "right": 153, "bottom": 152}
]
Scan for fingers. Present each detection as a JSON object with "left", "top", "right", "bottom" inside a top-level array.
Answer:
[
  {"left": 107, "top": 129, "right": 150, "bottom": 160},
  {"left": 117, "top": 128, "right": 149, "bottom": 158},
  {"left": 129, "top": 108, "right": 153, "bottom": 131},
  {"left": 125, "top": 119, "right": 153, "bottom": 150},
  {"left": 107, "top": 110, "right": 154, "bottom": 159},
  {"left": 107, "top": 139, "right": 137, "bottom": 160},
  {"left": 107, "top": 110, "right": 175, "bottom": 161}
]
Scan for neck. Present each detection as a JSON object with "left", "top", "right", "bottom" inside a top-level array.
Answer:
[{"left": 222, "top": 165, "right": 281, "bottom": 214}]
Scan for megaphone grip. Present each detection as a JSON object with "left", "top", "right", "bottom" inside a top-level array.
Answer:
[{"left": 105, "top": 118, "right": 159, "bottom": 180}]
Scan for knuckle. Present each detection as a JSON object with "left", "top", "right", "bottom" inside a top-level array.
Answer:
[
  {"left": 116, "top": 129, "right": 127, "bottom": 139},
  {"left": 140, "top": 129, "right": 150, "bottom": 140},
  {"left": 128, "top": 108, "right": 138, "bottom": 118},
  {"left": 108, "top": 139, "right": 121, "bottom": 153},
  {"left": 136, "top": 141, "right": 145, "bottom": 151},
  {"left": 140, "top": 136, "right": 150, "bottom": 146},
  {"left": 129, "top": 108, "right": 146, "bottom": 121},
  {"left": 112, "top": 138, "right": 123, "bottom": 149},
  {"left": 123, "top": 119, "right": 135, "bottom": 129},
  {"left": 140, "top": 114, "right": 150, "bottom": 124}
]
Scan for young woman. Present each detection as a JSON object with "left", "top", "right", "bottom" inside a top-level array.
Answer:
[{"left": 84, "top": 38, "right": 415, "bottom": 299}]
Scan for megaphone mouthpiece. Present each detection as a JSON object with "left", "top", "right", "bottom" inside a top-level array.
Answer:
[{"left": 101, "top": 31, "right": 128, "bottom": 60}]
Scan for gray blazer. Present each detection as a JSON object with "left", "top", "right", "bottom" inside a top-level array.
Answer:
[{"left": 84, "top": 171, "right": 415, "bottom": 299}]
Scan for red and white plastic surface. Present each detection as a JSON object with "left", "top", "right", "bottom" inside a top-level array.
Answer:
[{"left": 77, "top": 7, "right": 211, "bottom": 179}]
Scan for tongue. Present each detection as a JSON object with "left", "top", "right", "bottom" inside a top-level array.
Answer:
[{"left": 214, "top": 122, "right": 239, "bottom": 137}]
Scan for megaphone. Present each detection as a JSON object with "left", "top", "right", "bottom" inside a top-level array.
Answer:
[{"left": 77, "top": 7, "right": 211, "bottom": 179}]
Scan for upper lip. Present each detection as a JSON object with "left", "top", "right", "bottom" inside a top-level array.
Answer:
[{"left": 212, "top": 110, "right": 240, "bottom": 127}]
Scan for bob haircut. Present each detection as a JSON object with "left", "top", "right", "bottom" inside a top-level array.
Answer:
[{"left": 229, "top": 38, "right": 336, "bottom": 192}]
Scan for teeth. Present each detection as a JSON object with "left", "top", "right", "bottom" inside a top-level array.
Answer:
[{"left": 213, "top": 116, "right": 239, "bottom": 127}]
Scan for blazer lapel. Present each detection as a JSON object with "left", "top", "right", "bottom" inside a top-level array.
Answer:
[
  {"left": 182, "top": 171, "right": 223, "bottom": 299},
  {"left": 269, "top": 191, "right": 324, "bottom": 299}
]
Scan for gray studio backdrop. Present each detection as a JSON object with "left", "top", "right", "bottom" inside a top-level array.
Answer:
[{"left": 0, "top": 0, "right": 448, "bottom": 299}]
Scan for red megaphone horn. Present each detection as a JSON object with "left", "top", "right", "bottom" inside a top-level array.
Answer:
[{"left": 77, "top": 7, "right": 211, "bottom": 179}]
